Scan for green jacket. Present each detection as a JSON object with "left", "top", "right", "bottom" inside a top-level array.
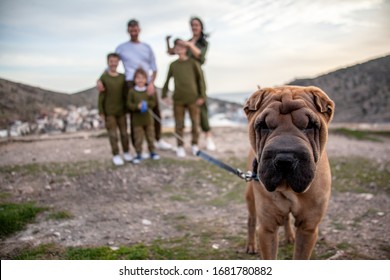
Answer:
[
  {"left": 98, "top": 72, "right": 127, "bottom": 116},
  {"left": 127, "top": 88, "right": 156, "bottom": 126},
  {"left": 162, "top": 58, "right": 206, "bottom": 105}
]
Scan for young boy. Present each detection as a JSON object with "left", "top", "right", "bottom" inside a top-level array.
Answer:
[
  {"left": 98, "top": 53, "right": 132, "bottom": 166},
  {"left": 127, "top": 68, "right": 160, "bottom": 164},
  {"left": 162, "top": 39, "right": 206, "bottom": 157}
]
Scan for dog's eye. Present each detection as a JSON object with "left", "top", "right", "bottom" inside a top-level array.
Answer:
[
  {"left": 306, "top": 121, "right": 315, "bottom": 129},
  {"left": 305, "top": 120, "right": 318, "bottom": 130},
  {"left": 255, "top": 120, "right": 269, "bottom": 131}
]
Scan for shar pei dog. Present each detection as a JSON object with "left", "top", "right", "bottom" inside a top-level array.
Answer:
[{"left": 244, "top": 85, "right": 334, "bottom": 259}]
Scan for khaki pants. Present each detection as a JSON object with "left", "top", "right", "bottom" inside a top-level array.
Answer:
[
  {"left": 174, "top": 103, "right": 199, "bottom": 146},
  {"left": 105, "top": 115, "right": 129, "bottom": 155},
  {"left": 133, "top": 125, "right": 155, "bottom": 155}
]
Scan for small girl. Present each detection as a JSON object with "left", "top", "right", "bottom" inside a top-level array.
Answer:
[{"left": 127, "top": 68, "right": 160, "bottom": 163}]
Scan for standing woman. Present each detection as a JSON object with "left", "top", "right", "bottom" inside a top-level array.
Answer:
[{"left": 166, "top": 16, "right": 216, "bottom": 151}]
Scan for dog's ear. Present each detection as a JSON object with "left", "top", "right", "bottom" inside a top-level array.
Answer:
[
  {"left": 243, "top": 88, "right": 268, "bottom": 117},
  {"left": 310, "top": 87, "right": 335, "bottom": 122}
]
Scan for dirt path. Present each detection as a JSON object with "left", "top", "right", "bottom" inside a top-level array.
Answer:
[{"left": 0, "top": 126, "right": 389, "bottom": 259}]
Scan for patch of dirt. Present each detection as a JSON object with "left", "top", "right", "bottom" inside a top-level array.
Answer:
[{"left": 0, "top": 126, "right": 389, "bottom": 259}]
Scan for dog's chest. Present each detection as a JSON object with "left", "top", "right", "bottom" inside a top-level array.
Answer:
[{"left": 272, "top": 187, "right": 300, "bottom": 215}]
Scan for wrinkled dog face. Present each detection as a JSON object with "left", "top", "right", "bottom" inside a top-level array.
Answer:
[{"left": 244, "top": 86, "right": 334, "bottom": 193}]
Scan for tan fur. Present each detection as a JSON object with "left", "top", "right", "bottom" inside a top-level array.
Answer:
[{"left": 244, "top": 85, "right": 334, "bottom": 259}]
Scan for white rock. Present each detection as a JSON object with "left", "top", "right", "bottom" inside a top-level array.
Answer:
[
  {"left": 142, "top": 219, "right": 152, "bottom": 226},
  {"left": 358, "top": 193, "right": 374, "bottom": 200},
  {"left": 19, "top": 236, "right": 35, "bottom": 241}
]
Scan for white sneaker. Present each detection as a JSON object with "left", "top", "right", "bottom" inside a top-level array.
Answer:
[
  {"left": 191, "top": 145, "right": 199, "bottom": 156},
  {"left": 132, "top": 154, "right": 142, "bottom": 164},
  {"left": 176, "top": 146, "right": 186, "bottom": 158},
  {"left": 123, "top": 152, "right": 133, "bottom": 162},
  {"left": 141, "top": 153, "right": 150, "bottom": 159},
  {"left": 112, "top": 155, "right": 124, "bottom": 166},
  {"left": 206, "top": 137, "right": 216, "bottom": 151},
  {"left": 156, "top": 139, "right": 173, "bottom": 150},
  {"left": 150, "top": 152, "right": 160, "bottom": 160}
]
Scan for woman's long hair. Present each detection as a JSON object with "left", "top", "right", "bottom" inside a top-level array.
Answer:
[{"left": 190, "top": 17, "right": 208, "bottom": 48}]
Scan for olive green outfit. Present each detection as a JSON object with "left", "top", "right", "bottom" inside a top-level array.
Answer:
[
  {"left": 127, "top": 87, "right": 156, "bottom": 155},
  {"left": 98, "top": 72, "right": 129, "bottom": 156},
  {"left": 187, "top": 39, "right": 211, "bottom": 132},
  {"left": 126, "top": 81, "right": 162, "bottom": 146},
  {"left": 162, "top": 58, "right": 206, "bottom": 146}
]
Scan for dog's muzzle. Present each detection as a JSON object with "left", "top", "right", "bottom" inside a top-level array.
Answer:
[{"left": 259, "top": 148, "right": 315, "bottom": 193}]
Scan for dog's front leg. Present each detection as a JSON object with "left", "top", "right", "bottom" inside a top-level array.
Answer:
[
  {"left": 258, "top": 224, "right": 279, "bottom": 259},
  {"left": 246, "top": 183, "right": 257, "bottom": 254},
  {"left": 293, "top": 225, "right": 318, "bottom": 259}
]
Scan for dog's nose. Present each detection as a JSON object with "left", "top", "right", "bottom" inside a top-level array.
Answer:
[{"left": 273, "top": 153, "right": 296, "bottom": 169}]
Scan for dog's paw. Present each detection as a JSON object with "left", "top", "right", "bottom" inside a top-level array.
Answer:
[
  {"left": 246, "top": 244, "right": 257, "bottom": 255},
  {"left": 284, "top": 233, "right": 295, "bottom": 244}
]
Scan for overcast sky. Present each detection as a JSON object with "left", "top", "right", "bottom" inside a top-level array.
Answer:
[{"left": 0, "top": 0, "right": 389, "bottom": 95}]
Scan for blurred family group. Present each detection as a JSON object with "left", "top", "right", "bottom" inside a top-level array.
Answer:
[{"left": 96, "top": 18, "right": 216, "bottom": 166}]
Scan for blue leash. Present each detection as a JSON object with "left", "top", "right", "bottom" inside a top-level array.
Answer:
[{"left": 196, "top": 150, "right": 259, "bottom": 182}]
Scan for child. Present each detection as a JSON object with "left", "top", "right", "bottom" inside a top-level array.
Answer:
[
  {"left": 98, "top": 53, "right": 132, "bottom": 166},
  {"left": 162, "top": 39, "right": 206, "bottom": 157},
  {"left": 127, "top": 68, "right": 160, "bottom": 164}
]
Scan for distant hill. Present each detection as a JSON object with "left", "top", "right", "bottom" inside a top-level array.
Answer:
[
  {"left": 288, "top": 54, "right": 390, "bottom": 123},
  {"left": 1, "top": 54, "right": 389, "bottom": 128},
  {"left": 72, "top": 87, "right": 99, "bottom": 108},
  {"left": 0, "top": 79, "right": 97, "bottom": 128}
]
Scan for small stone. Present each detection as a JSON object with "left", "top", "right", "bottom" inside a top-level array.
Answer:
[
  {"left": 212, "top": 244, "right": 220, "bottom": 250},
  {"left": 142, "top": 219, "right": 152, "bottom": 226},
  {"left": 359, "top": 193, "right": 374, "bottom": 200},
  {"left": 19, "top": 236, "right": 34, "bottom": 241}
]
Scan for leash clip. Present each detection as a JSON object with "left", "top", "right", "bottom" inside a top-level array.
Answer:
[{"left": 237, "top": 169, "right": 256, "bottom": 182}]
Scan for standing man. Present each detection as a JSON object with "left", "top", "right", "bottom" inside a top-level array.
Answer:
[{"left": 97, "top": 19, "right": 172, "bottom": 151}]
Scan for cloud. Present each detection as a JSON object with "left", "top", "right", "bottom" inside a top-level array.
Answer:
[{"left": 0, "top": 0, "right": 389, "bottom": 94}]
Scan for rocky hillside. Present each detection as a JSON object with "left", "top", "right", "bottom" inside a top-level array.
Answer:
[
  {"left": 0, "top": 79, "right": 95, "bottom": 128},
  {"left": 1, "top": 54, "right": 389, "bottom": 128},
  {"left": 289, "top": 54, "right": 390, "bottom": 123}
]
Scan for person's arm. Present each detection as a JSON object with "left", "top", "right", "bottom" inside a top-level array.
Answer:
[
  {"left": 185, "top": 40, "right": 208, "bottom": 64},
  {"left": 98, "top": 92, "right": 105, "bottom": 117},
  {"left": 127, "top": 90, "right": 139, "bottom": 112},
  {"left": 186, "top": 41, "right": 201, "bottom": 59},
  {"left": 147, "top": 71, "right": 157, "bottom": 95},
  {"left": 147, "top": 45, "right": 158, "bottom": 95},
  {"left": 166, "top": 35, "right": 175, "bottom": 55},
  {"left": 98, "top": 75, "right": 106, "bottom": 115},
  {"left": 162, "top": 65, "right": 173, "bottom": 99},
  {"left": 96, "top": 72, "right": 107, "bottom": 92},
  {"left": 194, "top": 61, "right": 206, "bottom": 105},
  {"left": 122, "top": 81, "right": 128, "bottom": 111},
  {"left": 96, "top": 80, "right": 105, "bottom": 92}
]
